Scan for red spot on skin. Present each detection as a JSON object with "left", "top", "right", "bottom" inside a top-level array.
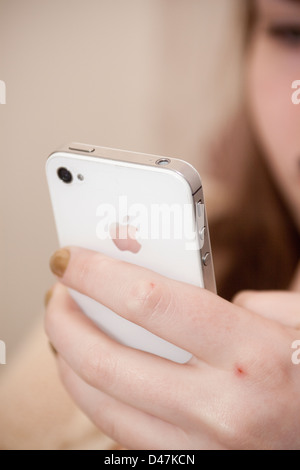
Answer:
[
  {"left": 235, "top": 365, "right": 246, "bottom": 377},
  {"left": 149, "top": 283, "right": 155, "bottom": 289}
]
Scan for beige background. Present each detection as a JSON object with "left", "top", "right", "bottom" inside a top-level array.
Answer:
[{"left": 0, "top": 0, "right": 243, "bottom": 358}]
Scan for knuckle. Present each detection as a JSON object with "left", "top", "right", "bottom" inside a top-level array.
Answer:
[
  {"left": 79, "top": 342, "right": 116, "bottom": 390},
  {"left": 97, "top": 401, "right": 121, "bottom": 442},
  {"left": 235, "top": 329, "right": 293, "bottom": 391},
  {"left": 95, "top": 254, "right": 120, "bottom": 274},
  {"left": 223, "top": 387, "right": 296, "bottom": 449},
  {"left": 226, "top": 405, "right": 262, "bottom": 449},
  {"left": 125, "top": 278, "right": 172, "bottom": 322},
  {"left": 255, "top": 332, "right": 293, "bottom": 386},
  {"left": 213, "top": 389, "right": 267, "bottom": 449},
  {"left": 76, "top": 254, "right": 116, "bottom": 288}
]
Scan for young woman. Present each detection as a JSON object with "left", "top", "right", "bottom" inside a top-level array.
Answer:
[
  {"left": 1, "top": 0, "right": 298, "bottom": 450},
  {"left": 44, "top": 0, "right": 300, "bottom": 450}
]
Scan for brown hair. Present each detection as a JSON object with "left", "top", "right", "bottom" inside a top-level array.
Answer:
[
  {"left": 207, "top": 1, "right": 300, "bottom": 301},
  {"left": 209, "top": 130, "right": 300, "bottom": 300}
]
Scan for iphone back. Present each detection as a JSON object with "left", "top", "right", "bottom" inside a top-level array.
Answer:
[{"left": 46, "top": 142, "right": 216, "bottom": 363}]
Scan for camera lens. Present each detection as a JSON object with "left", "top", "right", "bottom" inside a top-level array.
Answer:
[{"left": 57, "top": 167, "right": 73, "bottom": 184}]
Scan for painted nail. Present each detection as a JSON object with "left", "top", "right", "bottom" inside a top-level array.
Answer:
[
  {"left": 49, "top": 342, "right": 57, "bottom": 356},
  {"left": 49, "top": 248, "right": 70, "bottom": 277},
  {"left": 44, "top": 287, "right": 53, "bottom": 307}
]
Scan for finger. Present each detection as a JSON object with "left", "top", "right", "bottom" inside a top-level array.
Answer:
[
  {"left": 233, "top": 291, "right": 300, "bottom": 329},
  {"left": 49, "top": 247, "right": 264, "bottom": 363},
  {"left": 45, "top": 283, "right": 212, "bottom": 424},
  {"left": 57, "top": 357, "right": 195, "bottom": 450}
]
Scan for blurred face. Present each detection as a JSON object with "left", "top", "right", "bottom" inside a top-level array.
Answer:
[{"left": 247, "top": 0, "right": 300, "bottom": 230}]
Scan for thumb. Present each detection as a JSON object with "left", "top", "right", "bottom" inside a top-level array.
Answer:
[{"left": 233, "top": 290, "right": 300, "bottom": 329}]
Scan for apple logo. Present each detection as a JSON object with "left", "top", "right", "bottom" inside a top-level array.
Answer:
[{"left": 109, "top": 217, "right": 142, "bottom": 254}]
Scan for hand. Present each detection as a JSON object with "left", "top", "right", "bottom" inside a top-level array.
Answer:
[{"left": 45, "top": 247, "right": 300, "bottom": 450}]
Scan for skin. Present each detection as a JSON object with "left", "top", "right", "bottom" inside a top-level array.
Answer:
[
  {"left": 45, "top": 0, "right": 300, "bottom": 450},
  {"left": 247, "top": 0, "right": 300, "bottom": 230}
]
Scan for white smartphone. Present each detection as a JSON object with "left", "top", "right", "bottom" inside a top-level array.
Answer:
[{"left": 46, "top": 142, "right": 216, "bottom": 363}]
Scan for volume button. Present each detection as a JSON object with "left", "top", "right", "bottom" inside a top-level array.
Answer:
[
  {"left": 199, "top": 226, "right": 206, "bottom": 241},
  {"left": 202, "top": 252, "right": 211, "bottom": 266},
  {"left": 196, "top": 200, "right": 203, "bottom": 217},
  {"left": 195, "top": 200, "right": 205, "bottom": 248}
]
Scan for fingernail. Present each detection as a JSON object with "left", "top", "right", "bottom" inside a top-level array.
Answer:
[
  {"left": 49, "top": 248, "right": 70, "bottom": 277},
  {"left": 44, "top": 287, "right": 53, "bottom": 307},
  {"left": 49, "top": 342, "right": 57, "bottom": 356}
]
